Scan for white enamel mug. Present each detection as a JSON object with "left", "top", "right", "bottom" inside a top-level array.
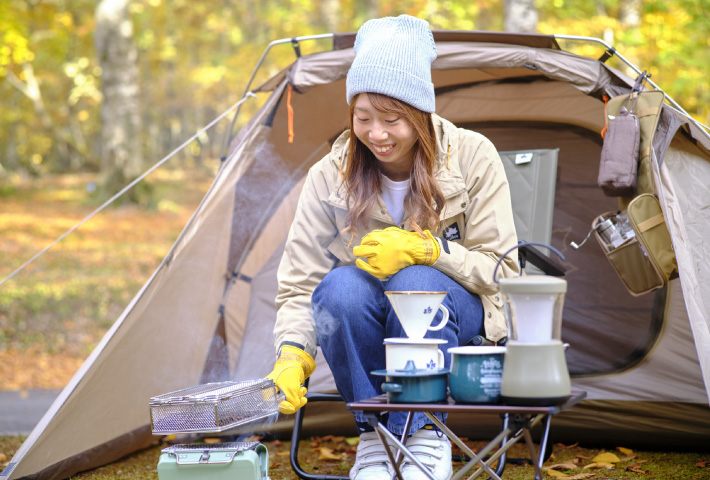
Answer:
[{"left": 384, "top": 337, "right": 447, "bottom": 371}]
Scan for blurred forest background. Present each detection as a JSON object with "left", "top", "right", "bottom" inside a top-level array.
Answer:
[{"left": 1, "top": 0, "right": 709, "bottom": 391}]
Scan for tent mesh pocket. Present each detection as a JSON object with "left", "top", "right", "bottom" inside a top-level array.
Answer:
[{"left": 149, "top": 379, "right": 282, "bottom": 434}]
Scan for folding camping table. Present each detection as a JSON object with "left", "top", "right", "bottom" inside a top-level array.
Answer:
[{"left": 347, "top": 391, "right": 586, "bottom": 480}]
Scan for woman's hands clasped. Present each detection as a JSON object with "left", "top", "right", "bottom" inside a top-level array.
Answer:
[{"left": 354, "top": 226, "right": 441, "bottom": 279}]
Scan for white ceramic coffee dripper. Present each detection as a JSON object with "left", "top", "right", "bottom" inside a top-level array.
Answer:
[{"left": 385, "top": 291, "right": 449, "bottom": 340}]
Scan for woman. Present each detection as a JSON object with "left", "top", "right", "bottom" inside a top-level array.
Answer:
[{"left": 267, "top": 15, "right": 519, "bottom": 480}]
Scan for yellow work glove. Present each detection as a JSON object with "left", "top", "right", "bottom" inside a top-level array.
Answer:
[
  {"left": 353, "top": 226, "right": 441, "bottom": 279},
  {"left": 266, "top": 345, "right": 316, "bottom": 415}
]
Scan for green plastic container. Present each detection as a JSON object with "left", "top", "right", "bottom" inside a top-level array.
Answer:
[{"left": 157, "top": 442, "right": 268, "bottom": 480}]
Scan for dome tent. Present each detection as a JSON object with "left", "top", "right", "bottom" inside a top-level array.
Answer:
[{"left": 4, "top": 30, "right": 710, "bottom": 480}]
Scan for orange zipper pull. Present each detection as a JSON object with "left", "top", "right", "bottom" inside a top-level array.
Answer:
[{"left": 287, "top": 84, "right": 295, "bottom": 143}]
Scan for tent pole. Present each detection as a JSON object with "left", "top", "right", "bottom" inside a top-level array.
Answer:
[
  {"left": 219, "top": 33, "right": 335, "bottom": 162},
  {"left": 554, "top": 34, "right": 710, "bottom": 141}
]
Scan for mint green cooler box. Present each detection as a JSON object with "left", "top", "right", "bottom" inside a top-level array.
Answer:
[{"left": 157, "top": 441, "right": 269, "bottom": 480}]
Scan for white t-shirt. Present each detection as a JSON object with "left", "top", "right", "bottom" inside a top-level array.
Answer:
[{"left": 380, "top": 175, "right": 410, "bottom": 225}]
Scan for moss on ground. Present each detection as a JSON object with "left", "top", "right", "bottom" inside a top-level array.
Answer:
[{"left": 2, "top": 434, "right": 709, "bottom": 479}]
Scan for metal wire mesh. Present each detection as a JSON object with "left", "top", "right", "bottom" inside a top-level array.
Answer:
[
  {"left": 162, "top": 441, "right": 259, "bottom": 454},
  {"left": 150, "top": 379, "right": 282, "bottom": 434}
]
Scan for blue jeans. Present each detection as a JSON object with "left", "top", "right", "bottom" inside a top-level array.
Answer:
[{"left": 312, "top": 265, "right": 484, "bottom": 435}]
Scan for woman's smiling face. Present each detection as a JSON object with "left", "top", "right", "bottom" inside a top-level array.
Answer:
[{"left": 352, "top": 94, "right": 418, "bottom": 181}]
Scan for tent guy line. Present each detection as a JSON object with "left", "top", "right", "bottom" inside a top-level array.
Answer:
[{"left": 0, "top": 92, "right": 257, "bottom": 289}]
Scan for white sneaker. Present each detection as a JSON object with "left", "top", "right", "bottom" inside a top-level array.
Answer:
[
  {"left": 401, "top": 428, "right": 453, "bottom": 480},
  {"left": 350, "top": 431, "right": 395, "bottom": 480}
]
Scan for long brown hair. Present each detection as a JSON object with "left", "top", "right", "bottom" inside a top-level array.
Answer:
[{"left": 343, "top": 93, "right": 445, "bottom": 235}]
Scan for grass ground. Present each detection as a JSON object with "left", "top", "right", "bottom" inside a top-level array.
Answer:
[
  {"left": 0, "top": 167, "right": 214, "bottom": 389},
  {"left": 1, "top": 172, "right": 709, "bottom": 479},
  {"left": 1, "top": 432, "right": 709, "bottom": 479}
]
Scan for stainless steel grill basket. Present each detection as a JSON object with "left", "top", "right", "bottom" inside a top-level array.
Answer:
[{"left": 150, "top": 379, "right": 283, "bottom": 434}]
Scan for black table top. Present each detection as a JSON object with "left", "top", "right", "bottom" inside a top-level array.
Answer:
[{"left": 347, "top": 391, "right": 587, "bottom": 415}]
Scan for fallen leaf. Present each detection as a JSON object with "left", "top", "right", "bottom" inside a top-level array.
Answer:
[
  {"left": 592, "top": 452, "right": 621, "bottom": 463},
  {"left": 583, "top": 462, "right": 614, "bottom": 470},
  {"left": 318, "top": 447, "right": 342, "bottom": 460},
  {"left": 695, "top": 459, "right": 708, "bottom": 468},
  {"left": 545, "top": 468, "right": 569, "bottom": 477},
  {"left": 203, "top": 438, "right": 221, "bottom": 444},
  {"left": 276, "top": 451, "right": 290, "bottom": 457},
  {"left": 564, "top": 474, "right": 596, "bottom": 480},
  {"left": 619, "top": 454, "right": 638, "bottom": 461},
  {"left": 616, "top": 446, "right": 634, "bottom": 456},
  {"left": 0, "top": 453, "right": 6, "bottom": 462},
  {"left": 548, "top": 462, "right": 578, "bottom": 470},
  {"left": 345, "top": 436, "right": 360, "bottom": 446},
  {"left": 271, "top": 439, "right": 282, "bottom": 446},
  {"left": 556, "top": 442, "right": 579, "bottom": 449},
  {"left": 627, "top": 465, "right": 651, "bottom": 474}
]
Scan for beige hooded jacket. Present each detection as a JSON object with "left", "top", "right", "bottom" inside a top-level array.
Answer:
[{"left": 274, "top": 114, "right": 519, "bottom": 358}]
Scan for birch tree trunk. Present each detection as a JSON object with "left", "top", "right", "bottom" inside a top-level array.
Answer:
[
  {"left": 321, "top": 0, "right": 340, "bottom": 32},
  {"left": 504, "top": 0, "right": 538, "bottom": 33},
  {"left": 95, "top": 0, "right": 144, "bottom": 202},
  {"left": 619, "top": 0, "right": 642, "bottom": 28},
  {"left": 618, "top": 0, "right": 643, "bottom": 78}
]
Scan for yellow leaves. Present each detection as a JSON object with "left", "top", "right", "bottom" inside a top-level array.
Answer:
[
  {"left": 318, "top": 447, "right": 343, "bottom": 460},
  {"left": 592, "top": 451, "right": 621, "bottom": 463},
  {"left": 304, "top": 435, "right": 355, "bottom": 463},
  {"left": 0, "top": 347, "right": 84, "bottom": 389},
  {"left": 616, "top": 446, "right": 634, "bottom": 456},
  {"left": 583, "top": 462, "right": 614, "bottom": 470},
  {"left": 191, "top": 65, "right": 226, "bottom": 88},
  {"left": 548, "top": 462, "right": 578, "bottom": 470},
  {"left": 229, "top": 26, "right": 244, "bottom": 46},
  {"left": 544, "top": 448, "right": 644, "bottom": 478},
  {"left": 345, "top": 436, "right": 360, "bottom": 446},
  {"left": 544, "top": 464, "right": 597, "bottom": 479},
  {"left": 546, "top": 468, "right": 568, "bottom": 477},
  {"left": 54, "top": 12, "right": 73, "bottom": 28}
]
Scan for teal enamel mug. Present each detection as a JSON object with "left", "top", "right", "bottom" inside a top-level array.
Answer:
[{"left": 448, "top": 346, "right": 506, "bottom": 404}]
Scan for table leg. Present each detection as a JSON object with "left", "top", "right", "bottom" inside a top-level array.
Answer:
[
  {"left": 372, "top": 424, "right": 438, "bottom": 480},
  {"left": 423, "top": 413, "right": 507, "bottom": 480},
  {"left": 391, "top": 411, "right": 415, "bottom": 477},
  {"left": 521, "top": 414, "right": 552, "bottom": 480}
]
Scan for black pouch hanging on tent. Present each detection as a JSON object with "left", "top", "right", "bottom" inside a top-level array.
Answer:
[{"left": 597, "top": 88, "right": 641, "bottom": 197}]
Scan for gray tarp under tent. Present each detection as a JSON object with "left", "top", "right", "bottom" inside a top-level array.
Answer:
[{"left": 3, "top": 30, "right": 710, "bottom": 480}]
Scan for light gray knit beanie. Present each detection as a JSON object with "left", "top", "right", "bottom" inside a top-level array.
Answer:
[{"left": 346, "top": 15, "right": 437, "bottom": 113}]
